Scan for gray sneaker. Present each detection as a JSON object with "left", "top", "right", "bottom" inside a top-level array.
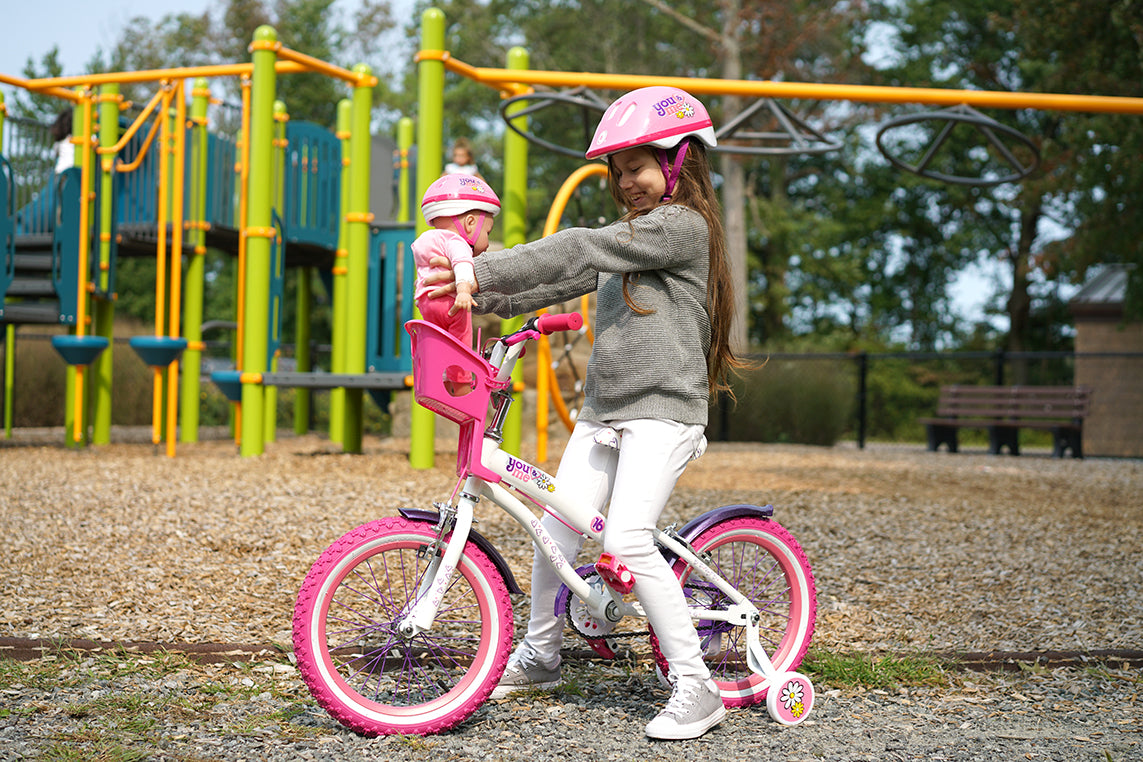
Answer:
[
  {"left": 645, "top": 676, "right": 727, "bottom": 740},
  {"left": 489, "top": 645, "right": 561, "bottom": 699}
]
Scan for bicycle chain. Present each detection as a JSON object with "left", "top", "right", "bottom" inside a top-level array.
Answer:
[
  {"left": 565, "top": 607, "right": 648, "bottom": 642},
  {"left": 563, "top": 571, "right": 648, "bottom": 643}
]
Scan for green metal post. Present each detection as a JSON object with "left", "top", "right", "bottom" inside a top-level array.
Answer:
[
  {"left": 0, "top": 91, "right": 12, "bottom": 439},
  {"left": 342, "top": 65, "right": 374, "bottom": 454},
  {"left": 396, "top": 117, "right": 414, "bottom": 223},
  {"left": 180, "top": 78, "right": 210, "bottom": 443},
  {"left": 410, "top": 7, "right": 446, "bottom": 470},
  {"left": 329, "top": 98, "right": 352, "bottom": 443},
  {"left": 91, "top": 84, "right": 120, "bottom": 445},
  {"left": 500, "top": 46, "right": 531, "bottom": 455},
  {"left": 264, "top": 99, "right": 288, "bottom": 445},
  {"left": 239, "top": 25, "right": 279, "bottom": 457}
]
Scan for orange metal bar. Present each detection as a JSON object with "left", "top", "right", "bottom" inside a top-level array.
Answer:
[
  {"left": 165, "top": 80, "right": 188, "bottom": 458},
  {"left": 236, "top": 77, "right": 251, "bottom": 373},
  {"left": 232, "top": 76, "right": 253, "bottom": 445},
  {"left": 433, "top": 56, "right": 1143, "bottom": 116},
  {"left": 14, "top": 58, "right": 326, "bottom": 93},
  {"left": 100, "top": 89, "right": 164, "bottom": 157},
  {"left": 72, "top": 92, "right": 96, "bottom": 444},
  {"left": 275, "top": 47, "right": 376, "bottom": 86},
  {"left": 114, "top": 106, "right": 162, "bottom": 173},
  {"left": 0, "top": 71, "right": 82, "bottom": 101},
  {"left": 416, "top": 50, "right": 530, "bottom": 97},
  {"left": 150, "top": 83, "right": 174, "bottom": 447},
  {"left": 73, "top": 95, "right": 95, "bottom": 340},
  {"left": 533, "top": 163, "right": 608, "bottom": 454}
]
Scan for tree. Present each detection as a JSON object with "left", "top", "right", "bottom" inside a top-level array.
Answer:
[
  {"left": 1006, "top": 0, "right": 1143, "bottom": 318},
  {"left": 405, "top": 0, "right": 874, "bottom": 349},
  {"left": 637, "top": 0, "right": 874, "bottom": 349},
  {"left": 868, "top": 0, "right": 1092, "bottom": 361}
]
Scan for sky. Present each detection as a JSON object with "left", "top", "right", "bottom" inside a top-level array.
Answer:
[
  {"left": 2, "top": 0, "right": 416, "bottom": 81},
  {"left": 3, "top": 0, "right": 216, "bottom": 80}
]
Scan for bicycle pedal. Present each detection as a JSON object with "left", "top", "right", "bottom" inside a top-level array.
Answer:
[{"left": 594, "top": 553, "right": 635, "bottom": 593}]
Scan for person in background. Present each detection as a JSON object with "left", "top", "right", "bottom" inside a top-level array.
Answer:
[
  {"left": 443, "top": 137, "right": 482, "bottom": 178},
  {"left": 51, "top": 109, "right": 75, "bottom": 173}
]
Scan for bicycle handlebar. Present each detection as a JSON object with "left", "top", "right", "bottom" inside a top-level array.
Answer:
[
  {"left": 502, "top": 312, "right": 584, "bottom": 347},
  {"left": 536, "top": 312, "right": 583, "bottom": 334}
]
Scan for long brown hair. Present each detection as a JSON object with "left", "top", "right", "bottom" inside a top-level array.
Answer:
[{"left": 607, "top": 142, "right": 744, "bottom": 395}]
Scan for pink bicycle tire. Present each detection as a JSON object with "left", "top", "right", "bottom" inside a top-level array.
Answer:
[{"left": 292, "top": 517, "right": 513, "bottom": 735}]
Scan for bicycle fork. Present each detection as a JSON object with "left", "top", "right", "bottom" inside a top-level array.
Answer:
[
  {"left": 396, "top": 481, "right": 483, "bottom": 638},
  {"left": 653, "top": 528, "right": 783, "bottom": 682}
]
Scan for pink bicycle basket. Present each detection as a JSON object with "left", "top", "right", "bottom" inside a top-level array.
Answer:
[{"left": 405, "top": 319, "right": 508, "bottom": 482}]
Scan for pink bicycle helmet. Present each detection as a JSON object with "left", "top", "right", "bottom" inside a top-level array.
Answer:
[
  {"left": 585, "top": 85, "right": 717, "bottom": 160},
  {"left": 586, "top": 86, "right": 717, "bottom": 202},
  {"left": 421, "top": 174, "right": 501, "bottom": 225}
]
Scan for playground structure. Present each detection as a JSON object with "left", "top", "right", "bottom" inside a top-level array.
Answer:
[
  {"left": 1, "top": 28, "right": 418, "bottom": 458},
  {"left": 6, "top": 6, "right": 1143, "bottom": 465}
]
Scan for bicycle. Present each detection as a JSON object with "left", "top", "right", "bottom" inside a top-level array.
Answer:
[{"left": 292, "top": 313, "right": 817, "bottom": 736}]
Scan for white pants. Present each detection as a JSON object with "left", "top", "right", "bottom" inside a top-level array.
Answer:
[{"left": 520, "top": 417, "right": 711, "bottom": 682}]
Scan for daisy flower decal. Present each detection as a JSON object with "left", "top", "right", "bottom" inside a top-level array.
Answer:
[{"left": 780, "top": 678, "right": 806, "bottom": 718}]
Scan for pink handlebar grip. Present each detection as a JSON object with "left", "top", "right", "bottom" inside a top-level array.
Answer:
[{"left": 537, "top": 312, "right": 583, "bottom": 334}]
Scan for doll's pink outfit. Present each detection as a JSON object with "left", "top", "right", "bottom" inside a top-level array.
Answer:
[{"left": 413, "top": 228, "right": 477, "bottom": 351}]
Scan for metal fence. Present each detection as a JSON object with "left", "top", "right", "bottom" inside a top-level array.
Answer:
[
  {"left": 6, "top": 331, "right": 1143, "bottom": 454},
  {"left": 709, "top": 349, "right": 1143, "bottom": 451}
]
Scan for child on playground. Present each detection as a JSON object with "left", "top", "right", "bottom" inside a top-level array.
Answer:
[
  {"left": 412, "top": 174, "right": 501, "bottom": 359},
  {"left": 443, "top": 136, "right": 482, "bottom": 178},
  {"left": 422, "top": 86, "right": 742, "bottom": 740}
]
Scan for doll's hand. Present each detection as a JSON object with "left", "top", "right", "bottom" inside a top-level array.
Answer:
[{"left": 450, "top": 291, "right": 475, "bottom": 316}]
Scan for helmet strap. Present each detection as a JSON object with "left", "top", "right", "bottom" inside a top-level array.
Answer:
[
  {"left": 452, "top": 212, "right": 486, "bottom": 247},
  {"left": 657, "top": 139, "right": 689, "bottom": 202}
]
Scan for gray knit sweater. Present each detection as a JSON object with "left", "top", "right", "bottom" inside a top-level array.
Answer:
[{"left": 472, "top": 204, "right": 712, "bottom": 426}]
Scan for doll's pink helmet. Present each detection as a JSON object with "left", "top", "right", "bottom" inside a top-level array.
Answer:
[
  {"left": 421, "top": 174, "right": 501, "bottom": 224},
  {"left": 585, "top": 86, "right": 717, "bottom": 160}
]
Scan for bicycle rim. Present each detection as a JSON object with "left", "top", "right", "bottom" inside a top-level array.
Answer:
[{"left": 293, "top": 517, "right": 513, "bottom": 735}]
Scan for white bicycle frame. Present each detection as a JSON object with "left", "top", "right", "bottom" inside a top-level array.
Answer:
[{"left": 397, "top": 329, "right": 784, "bottom": 683}]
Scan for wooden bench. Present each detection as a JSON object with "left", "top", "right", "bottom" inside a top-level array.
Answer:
[{"left": 919, "top": 385, "right": 1093, "bottom": 458}]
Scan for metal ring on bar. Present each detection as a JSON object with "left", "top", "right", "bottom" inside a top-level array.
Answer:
[
  {"left": 498, "top": 87, "right": 611, "bottom": 158},
  {"left": 875, "top": 104, "right": 1040, "bottom": 186},
  {"left": 712, "top": 98, "right": 844, "bottom": 156}
]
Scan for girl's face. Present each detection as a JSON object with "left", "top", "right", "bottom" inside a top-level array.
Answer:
[{"left": 611, "top": 147, "right": 666, "bottom": 211}]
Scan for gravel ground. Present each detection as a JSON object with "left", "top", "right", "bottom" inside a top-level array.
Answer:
[
  {"left": 1, "top": 650, "right": 1139, "bottom": 761},
  {"left": 1, "top": 429, "right": 1141, "bottom": 759}
]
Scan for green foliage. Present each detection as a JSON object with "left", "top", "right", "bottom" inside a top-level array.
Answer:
[
  {"left": 711, "top": 356, "right": 855, "bottom": 445},
  {"left": 4, "top": 328, "right": 153, "bottom": 427}
]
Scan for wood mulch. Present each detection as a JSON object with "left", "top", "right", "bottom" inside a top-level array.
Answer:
[{"left": 2, "top": 429, "right": 1140, "bottom": 659}]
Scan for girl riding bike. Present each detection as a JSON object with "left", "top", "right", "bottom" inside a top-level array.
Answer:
[{"left": 424, "top": 85, "right": 744, "bottom": 740}]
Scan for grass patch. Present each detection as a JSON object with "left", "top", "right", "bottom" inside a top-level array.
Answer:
[
  {"left": 0, "top": 649, "right": 317, "bottom": 756},
  {"left": 803, "top": 649, "right": 951, "bottom": 690}
]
